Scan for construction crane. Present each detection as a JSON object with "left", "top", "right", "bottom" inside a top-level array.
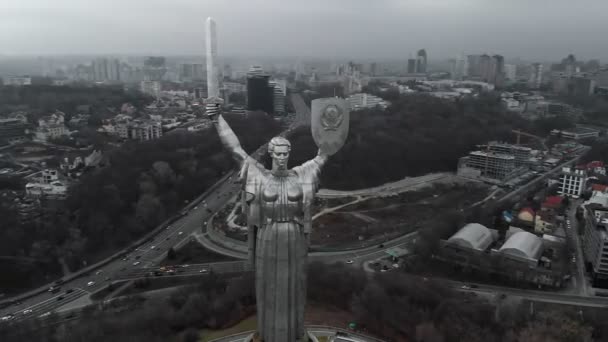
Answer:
[{"left": 512, "top": 129, "right": 548, "bottom": 151}]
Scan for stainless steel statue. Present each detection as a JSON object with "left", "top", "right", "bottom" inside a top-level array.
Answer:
[{"left": 209, "top": 97, "right": 349, "bottom": 342}]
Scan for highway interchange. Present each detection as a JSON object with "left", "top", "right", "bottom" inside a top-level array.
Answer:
[{"left": 2, "top": 93, "right": 608, "bottom": 328}]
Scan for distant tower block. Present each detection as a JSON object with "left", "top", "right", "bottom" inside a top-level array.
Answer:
[{"left": 206, "top": 17, "right": 220, "bottom": 98}]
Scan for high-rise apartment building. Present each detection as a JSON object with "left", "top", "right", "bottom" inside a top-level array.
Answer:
[
  {"left": 504, "top": 64, "right": 516, "bottom": 81},
  {"left": 92, "top": 58, "right": 121, "bottom": 82},
  {"left": 528, "top": 63, "right": 543, "bottom": 89},
  {"left": 140, "top": 80, "right": 161, "bottom": 98},
  {"left": 247, "top": 66, "right": 274, "bottom": 115},
  {"left": 416, "top": 49, "right": 427, "bottom": 73},
  {"left": 467, "top": 54, "right": 483, "bottom": 78},
  {"left": 407, "top": 58, "right": 417, "bottom": 74},
  {"left": 269, "top": 80, "right": 286, "bottom": 115},
  {"left": 179, "top": 64, "right": 204, "bottom": 82},
  {"left": 143, "top": 56, "right": 167, "bottom": 81},
  {"left": 582, "top": 191, "right": 608, "bottom": 286}
]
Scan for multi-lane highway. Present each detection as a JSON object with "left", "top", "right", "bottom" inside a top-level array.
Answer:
[
  {"left": 0, "top": 174, "right": 243, "bottom": 321},
  {"left": 0, "top": 94, "right": 312, "bottom": 323}
]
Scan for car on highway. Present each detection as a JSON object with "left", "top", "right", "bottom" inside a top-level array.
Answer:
[
  {"left": 95, "top": 270, "right": 103, "bottom": 275},
  {"left": 22, "top": 309, "right": 32, "bottom": 315},
  {"left": 48, "top": 286, "right": 61, "bottom": 293},
  {"left": 461, "top": 285, "right": 471, "bottom": 290},
  {"left": 56, "top": 296, "right": 64, "bottom": 301},
  {"left": 178, "top": 231, "right": 183, "bottom": 235},
  {"left": 65, "top": 288, "right": 74, "bottom": 294},
  {"left": 87, "top": 281, "right": 95, "bottom": 287},
  {"left": 1, "top": 314, "right": 14, "bottom": 321},
  {"left": 150, "top": 245, "right": 156, "bottom": 250},
  {"left": 346, "top": 260, "right": 354, "bottom": 264},
  {"left": 199, "top": 268, "right": 209, "bottom": 273},
  {"left": 38, "top": 312, "right": 51, "bottom": 318},
  {"left": 133, "top": 261, "right": 141, "bottom": 266},
  {"left": 194, "top": 206, "right": 198, "bottom": 210}
]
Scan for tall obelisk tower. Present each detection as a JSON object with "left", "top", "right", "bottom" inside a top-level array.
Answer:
[{"left": 206, "top": 17, "right": 220, "bottom": 98}]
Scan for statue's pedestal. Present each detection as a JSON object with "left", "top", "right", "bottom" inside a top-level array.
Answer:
[{"left": 244, "top": 330, "right": 319, "bottom": 342}]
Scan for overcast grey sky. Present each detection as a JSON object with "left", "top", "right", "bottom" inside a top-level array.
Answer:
[{"left": 1, "top": 0, "right": 607, "bottom": 61}]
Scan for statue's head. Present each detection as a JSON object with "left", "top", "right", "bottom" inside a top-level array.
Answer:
[{"left": 268, "top": 136, "right": 291, "bottom": 171}]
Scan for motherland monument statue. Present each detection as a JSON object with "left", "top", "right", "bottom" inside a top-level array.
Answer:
[{"left": 208, "top": 97, "right": 349, "bottom": 341}]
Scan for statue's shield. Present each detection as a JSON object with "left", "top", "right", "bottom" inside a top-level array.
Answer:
[{"left": 311, "top": 97, "right": 349, "bottom": 156}]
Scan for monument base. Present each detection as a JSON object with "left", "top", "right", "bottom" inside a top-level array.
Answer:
[{"left": 244, "top": 330, "right": 319, "bottom": 342}]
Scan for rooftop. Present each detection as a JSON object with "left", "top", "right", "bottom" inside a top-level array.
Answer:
[{"left": 447, "top": 223, "right": 495, "bottom": 251}]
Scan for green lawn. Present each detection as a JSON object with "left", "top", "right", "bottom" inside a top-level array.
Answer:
[{"left": 201, "top": 316, "right": 256, "bottom": 342}]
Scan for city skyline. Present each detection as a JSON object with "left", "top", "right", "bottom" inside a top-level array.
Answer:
[{"left": 1, "top": 0, "right": 608, "bottom": 61}]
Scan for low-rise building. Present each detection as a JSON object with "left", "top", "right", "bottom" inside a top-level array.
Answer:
[
  {"left": 498, "top": 231, "right": 544, "bottom": 268},
  {"left": 34, "top": 111, "right": 69, "bottom": 142},
  {"left": 558, "top": 167, "right": 586, "bottom": 198},
  {"left": 24, "top": 169, "right": 68, "bottom": 199},
  {"left": 440, "top": 223, "right": 564, "bottom": 287},
  {"left": 0, "top": 113, "right": 29, "bottom": 143},
  {"left": 551, "top": 126, "right": 600, "bottom": 140}
]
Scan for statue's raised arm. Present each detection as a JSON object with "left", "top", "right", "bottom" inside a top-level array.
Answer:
[{"left": 212, "top": 113, "right": 248, "bottom": 167}]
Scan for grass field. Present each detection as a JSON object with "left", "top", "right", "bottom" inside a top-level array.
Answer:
[{"left": 201, "top": 315, "right": 256, "bottom": 342}]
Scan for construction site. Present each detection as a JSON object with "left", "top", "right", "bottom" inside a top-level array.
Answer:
[{"left": 456, "top": 129, "right": 574, "bottom": 186}]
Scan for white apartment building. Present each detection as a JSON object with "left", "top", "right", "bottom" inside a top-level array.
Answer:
[
  {"left": 558, "top": 167, "right": 586, "bottom": 198},
  {"left": 128, "top": 120, "right": 163, "bottom": 141},
  {"left": 4, "top": 75, "right": 32, "bottom": 86},
  {"left": 346, "top": 93, "right": 388, "bottom": 111},
  {"left": 34, "top": 111, "right": 69, "bottom": 142}
]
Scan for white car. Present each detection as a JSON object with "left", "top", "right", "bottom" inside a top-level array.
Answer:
[
  {"left": 150, "top": 246, "right": 156, "bottom": 249},
  {"left": 1, "top": 314, "right": 14, "bottom": 321},
  {"left": 194, "top": 206, "right": 198, "bottom": 210},
  {"left": 345, "top": 260, "right": 354, "bottom": 264},
  {"left": 95, "top": 270, "right": 103, "bottom": 275},
  {"left": 199, "top": 268, "right": 209, "bottom": 273},
  {"left": 133, "top": 261, "right": 141, "bottom": 266},
  {"left": 38, "top": 312, "right": 51, "bottom": 318},
  {"left": 87, "top": 281, "right": 95, "bottom": 287},
  {"left": 178, "top": 231, "right": 184, "bottom": 235},
  {"left": 22, "top": 309, "right": 33, "bottom": 315}
]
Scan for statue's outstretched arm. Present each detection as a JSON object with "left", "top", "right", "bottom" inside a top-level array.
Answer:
[{"left": 212, "top": 114, "right": 248, "bottom": 166}]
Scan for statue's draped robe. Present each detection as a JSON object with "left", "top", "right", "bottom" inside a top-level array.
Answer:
[{"left": 241, "top": 157, "right": 322, "bottom": 342}]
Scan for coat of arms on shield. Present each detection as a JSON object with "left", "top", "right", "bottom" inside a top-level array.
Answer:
[{"left": 311, "top": 98, "right": 350, "bottom": 156}]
